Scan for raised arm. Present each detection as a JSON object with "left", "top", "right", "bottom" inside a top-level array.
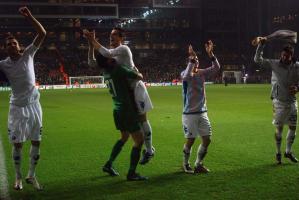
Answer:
[
  {"left": 19, "top": 7, "right": 46, "bottom": 48},
  {"left": 198, "top": 40, "right": 220, "bottom": 75},
  {"left": 84, "top": 30, "right": 97, "bottom": 68},
  {"left": 83, "top": 29, "right": 127, "bottom": 58},
  {"left": 253, "top": 37, "right": 271, "bottom": 67},
  {"left": 181, "top": 45, "right": 197, "bottom": 80}
]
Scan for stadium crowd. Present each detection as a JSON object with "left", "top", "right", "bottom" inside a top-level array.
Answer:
[{"left": 0, "top": 38, "right": 270, "bottom": 86}]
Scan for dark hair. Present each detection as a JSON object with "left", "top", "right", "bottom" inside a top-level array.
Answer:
[
  {"left": 4, "top": 35, "right": 17, "bottom": 45},
  {"left": 112, "top": 27, "right": 125, "bottom": 38},
  {"left": 282, "top": 45, "right": 294, "bottom": 55}
]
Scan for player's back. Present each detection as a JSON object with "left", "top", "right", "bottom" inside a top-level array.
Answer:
[{"left": 103, "top": 65, "right": 137, "bottom": 112}]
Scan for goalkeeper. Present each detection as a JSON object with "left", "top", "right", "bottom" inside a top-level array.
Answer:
[{"left": 96, "top": 53, "right": 148, "bottom": 181}]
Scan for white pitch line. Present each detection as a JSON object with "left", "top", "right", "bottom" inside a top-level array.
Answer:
[{"left": 0, "top": 133, "right": 10, "bottom": 200}]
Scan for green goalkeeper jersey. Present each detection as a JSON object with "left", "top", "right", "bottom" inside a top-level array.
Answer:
[{"left": 103, "top": 65, "right": 139, "bottom": 112}]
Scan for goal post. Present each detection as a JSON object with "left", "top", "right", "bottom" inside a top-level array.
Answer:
[
  {"left": 69, "top": 76, "right": 106, "bottom": 88},
  {"left": 222, "top": 71, "right": 242, "bottom": 84}
]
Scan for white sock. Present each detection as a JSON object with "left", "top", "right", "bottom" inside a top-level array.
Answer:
[
  {"left": 28, "top": 145, "right": 40, "bottom": 178},
  {"left": 286, "top": 129, "right": 296, "bottom": 153},
  {"left": 275, "top": 131, "right": 283, "bottom": 154},
  {"left": 195, "top": 145, "right": 207, "bottom": 166},
  {"left": 141, "top": 120, "right": 153, "bottom": 154},
  {"left": 183, "top": 145, "right": 192, "bottom": 165},
  {"left": 12, "top": 146, "right": 22, "bottom": 180}
]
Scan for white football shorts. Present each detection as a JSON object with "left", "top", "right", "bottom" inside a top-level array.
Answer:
[
  {"left": 134, "top": 80, "right": 153, "bottom": 114},
  {"left": 182, "top": 112, "right": 212, "bottom": 138},
  {"left": 8, "top": 101, "right": 43, "bottom": 143},
  {"left": 272, "top": 99, "right": 297, "bottom": 127}
]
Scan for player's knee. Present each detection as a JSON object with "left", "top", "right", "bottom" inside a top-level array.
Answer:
[
  {"left": 289, "top": 126, "right": 296, "bottom": 131},
  {"left": 120, "top": 132, "right": 129, "bottom": 143},
  {"left": 134, "top": 140, "right": 143, "bottom": 148},
  {"left": 139, "top": 113, "right": 147, "bottom": 122},
  {"left": 14, "top": 143, "right": 22, "bottom": 149},
  {"left": 275, "top": 133, "right": 282, "bottom": 141},
  {"left": 13, "top": 155, "right": 20, "bottom": 162},
  {"left": 31, "top": 141, "right": 40, "bottom": 147},
  {"left": 186, "top": 138, "right": 195, "bottom": 147},
  {"left": 33, "top": 154, "right": 40, "bottom": 161},
  {"left": 287, "top": 129, "right": 296, "bottom": 141},
  {"left": 276, "top": 126, "right": 283, "bottom": 133},
  {"left": 120, "top": 136, "right": 129, "bottom": 143},
  {"left": 202, "top": 136, "right": 211, "bottom": 146}
]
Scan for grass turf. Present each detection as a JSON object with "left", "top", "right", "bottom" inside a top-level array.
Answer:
[{"left": 0, "top": 84, "right": 299, "bottom": 200}]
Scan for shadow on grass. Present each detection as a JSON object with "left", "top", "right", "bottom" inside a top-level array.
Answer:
[{"left": 10, "top": 163, "right": 299, "bottom": 200}]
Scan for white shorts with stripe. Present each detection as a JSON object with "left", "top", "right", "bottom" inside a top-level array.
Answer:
[
  {"left": 8, "top": 101, "right": 43, "bottom": 143},
  {"left": 134, "top": 80, "right": 153, "bottom": 114},
  {"left": 182, "top": 112, "right": 212, "bottom": 138},
  {"left": 272, "top": 99, "right": 297, "bottom": 127}
]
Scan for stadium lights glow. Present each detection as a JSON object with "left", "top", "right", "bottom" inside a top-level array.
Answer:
[{"left": 119, "top": 0, "right": 179, "bottom": 27}]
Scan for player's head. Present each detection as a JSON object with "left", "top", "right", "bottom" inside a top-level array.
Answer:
[
  {"left": 5, "top": 35, "right": 21, "bottom": 56},
  {"left": 95, "top": 53, "right": 116, "bottom": 70},
  {"left": 110, "top": 27, "right": 125, "bottom": 48},
  {"left": 280, "top": 45, "right": 294, "bottom": 65}
]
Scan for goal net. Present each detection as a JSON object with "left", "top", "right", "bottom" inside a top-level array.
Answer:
[{"left": 69, "top": 76, "right": 106, "bottom": 88}]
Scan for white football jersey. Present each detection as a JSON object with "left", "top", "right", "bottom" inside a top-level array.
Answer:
[
  {"left": 99, "top": 44, "right": 136, "bottom": 69},
  {"left": 0, "top": 44, "right": 40, "bottom": 106}
]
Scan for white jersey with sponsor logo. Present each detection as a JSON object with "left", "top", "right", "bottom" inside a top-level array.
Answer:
[{"left": 0, "top": 44, "right": 39, "bottom": 106}]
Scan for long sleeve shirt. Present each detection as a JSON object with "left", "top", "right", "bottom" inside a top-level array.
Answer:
[
  {"left": 254, "top": 44, "right": 299, "bottom": 103},
  {"left": 181, "top": 58, "right": 220, "bottom": 114}
]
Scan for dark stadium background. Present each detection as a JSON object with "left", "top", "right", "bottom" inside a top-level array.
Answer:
[{"left": 0, "top": 0, "right": 298, "bottom": 85}]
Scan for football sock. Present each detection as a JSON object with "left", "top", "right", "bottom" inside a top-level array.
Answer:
[
  {"left": 28, "top": 145, "right": 40, "bottom": 178},
  {"left": 275, "top": 131, "right": 282, "bottom": 154},
  {"left": 128, "top": 146, "right": 141, "bottom": 175},
  {"left": 195, "top": 145, "right": 207, "bottom": 166},
  {"left": 107, "top": 140, "right": 125, "bottom": 166},
  {"left": 141, "top": 120, "right": 153, "bottom": 154},
  {"left": 183, "top": 144, "right": 191, "bottom": 165},
  {"left": 12, "top": 146, "right": 22, "bottom": 180},
  {"left": 286, "top": 129, "right": 296, "bottom": 153}
]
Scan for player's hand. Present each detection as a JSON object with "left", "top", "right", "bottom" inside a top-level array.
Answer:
[
  {"left": 252, "top": 37, "right": 267, "bottom": 46},
  {"left": 289, "top": 85, "right": 298, "bottom": 95},
  {"left": 83, "top": 29, "right": 95, "bottom": 41},
  {"left": 19, "top": 7, "right": 32, "bottom": 18},
  {"left": 137, "top": 72, "right": 143, "bottom": 80},
  {"left": 205, "top": 40, "right": 214, "bottom": 57},
  {"left": 188, "top": 45, "right": 196, "bottom": 57}
]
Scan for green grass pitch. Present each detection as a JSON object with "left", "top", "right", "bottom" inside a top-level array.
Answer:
[{"left": 1, "top": 84, "right": 299, "bottom": 200}]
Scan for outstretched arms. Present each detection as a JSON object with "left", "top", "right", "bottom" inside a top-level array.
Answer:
[
  {"left": 253, "top": 37, "right": 267, "bottom": 65},
  {"left": 83, "top": 29, "right": 128, "bottom": 58},
  {"left": 83, "top": 29, "right": 103, "bottom": 51},
  {"left": 19, "top": 7, "right": 46, "bottom": 48}
]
